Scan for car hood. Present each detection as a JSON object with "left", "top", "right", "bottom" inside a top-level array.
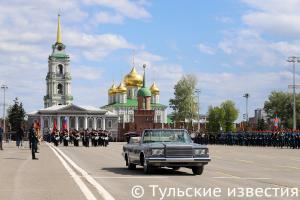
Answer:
[{"left": 146, "top": 142, "right": 206, "bottom": 148}]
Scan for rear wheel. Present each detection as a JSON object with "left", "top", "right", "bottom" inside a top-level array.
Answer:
[{"left": 192, "top": 166, "right": 204, "bottom": 175}]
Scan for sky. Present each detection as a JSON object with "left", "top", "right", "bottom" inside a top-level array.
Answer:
[{"left": 0, "top": 0, "right": 300, "bottom": 122}]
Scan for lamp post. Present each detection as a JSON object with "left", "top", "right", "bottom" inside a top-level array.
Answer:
[
  {"left": 1, "top": 85, "right": 8, "bottom": 141},
  {"left": 287, "top": 56, "right": 300, "bottom": 131},
  {"left": 195, "top": 89, "right": 201, "bottom": 132},
  {"left": 243, "top": 93, "right": 249, "bottom": 122}
]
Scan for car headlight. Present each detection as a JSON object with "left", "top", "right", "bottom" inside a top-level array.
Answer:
[
  {"left": 151, "top": 148, "right": 164, "bottom": 156},
  {"left": 194, "top": 149, "right": 206, "bottom": 155}
]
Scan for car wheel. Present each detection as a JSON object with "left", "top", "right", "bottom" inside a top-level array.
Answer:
[
  {"left": 143, "top": 162, "right": 152, "bottom": 174},
  {"left": 192, "top": 166, "right": 204, "bottom": 175},
  {"left": 172, "top": 167, "right": 180, "bottom": 171},
  {"left": 127, "top": 156, "right": 136, "bottom": 170}
]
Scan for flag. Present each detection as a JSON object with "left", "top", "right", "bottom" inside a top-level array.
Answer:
[
  {"left": 274, "top": 113, "right": 279, "bottom": 129},
  {"left": 52, "top": 119, "right": 57, "bottom": 133},
  {"left": 62, "top": 117, "right": 68, "bottom": 130}
]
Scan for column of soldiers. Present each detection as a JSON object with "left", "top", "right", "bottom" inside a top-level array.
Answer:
[
  {"left": 193, "top": 131, "right": 300, "bottom": 149},
  {"left": 51, "top": 129, "right": 110, "bottom": 147}
]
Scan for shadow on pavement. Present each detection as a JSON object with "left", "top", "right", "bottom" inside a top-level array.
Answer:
[
  {"left": 101, "top": 167, "right": 194, "bottom": 176},
  {"left": 3, "top": 157, "right": 27, "bottom": 160}
]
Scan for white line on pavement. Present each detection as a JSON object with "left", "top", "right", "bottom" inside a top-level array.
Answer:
[
  {"left": 212, "top": 177, "right": 271, "bottom": 180},
  {"left": 52, "top": 145, "right": 116, "bottom": 200},
  {"left": 93, "top": 176, "right": 168, "bottom": 179},
  {"left": 48, "top": 144, "right": 97, "bottom": 200}
]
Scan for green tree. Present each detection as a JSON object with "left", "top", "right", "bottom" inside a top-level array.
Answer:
[
  {"left": 221, "top": 100, "right": 239, "bottom": 132},
  {"left": 7, "top": 98, "right": 26, "bottom": 131},
  {"left": 257, "top": 118, "right": 266, "bottom": 131},
  {"left": 207, "top": 106, "right": 225, "bottom": 133},
  {"left": 263, "top": 91, "right": 300, "bottom": 129},
  {"left": 169, "top": 75, "right": 198, "bottom": 123}
]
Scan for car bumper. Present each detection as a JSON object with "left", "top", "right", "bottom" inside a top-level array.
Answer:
[{"left": 146, "top": 157, "right": 211, "bottom": 167}]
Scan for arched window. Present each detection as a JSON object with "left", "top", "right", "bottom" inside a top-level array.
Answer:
[
  {"left": 57, "top": 84, "right": 63, "bottom": 95},
  {"left": 58, "top": 64, "right": 63, "bottom": 74}
]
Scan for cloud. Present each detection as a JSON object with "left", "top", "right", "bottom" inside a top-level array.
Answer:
[
  {"left": 197, "top": 71, "right": 293, "bottom": 120},
  {"left": 242, "top": 0, "right": 300, "bottom": 38},
  {"left": 93, "top": 11, "right": 124, "bottom": 24},
  {"left": 197, "top": 43, "right": 215, "bottom": 55},
  {"left": 134, "top": 51, "right": 164, "bottom": 68},
  {"left": 72, "top": 66, "right": 103, "bottom": 80},
  {"left": 84, "top": 0, "right": 151, "bottom": 20}
]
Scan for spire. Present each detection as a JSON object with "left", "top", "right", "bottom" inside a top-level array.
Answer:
[
  {"left": 56, "top": 14, "right": 62, "bottom": 44},
  {"left": 143, "top": 64, "right": 146, "bottom": 87}
]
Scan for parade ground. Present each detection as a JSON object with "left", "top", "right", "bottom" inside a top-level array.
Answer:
[{"left": 0, "top": 142, "right": 299, "bottom": 200}]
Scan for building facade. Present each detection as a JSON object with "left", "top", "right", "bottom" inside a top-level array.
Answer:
[{"left": 28, "top": 105, "right": 118, "bottom": 138}]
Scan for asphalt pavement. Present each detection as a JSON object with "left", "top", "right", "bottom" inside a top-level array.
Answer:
[{"left": 0, "top": 141, "right": 299, "bottom": 200}]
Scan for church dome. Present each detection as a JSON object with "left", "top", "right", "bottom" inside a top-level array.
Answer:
[
  {"left": 137, "top": 87, "right": 151, "bottom": 97},
  {"left": 150, "top": 82, "right": 160, "bottom": 95},
  {"left": 124, "top": 67, "right": 143, "bottom": 87},
  {"left": 108, "top": 84, "right": 117, "bottom": 95},
  {"left": 116, "top": 82, "right": 127, "bottom": 93}
]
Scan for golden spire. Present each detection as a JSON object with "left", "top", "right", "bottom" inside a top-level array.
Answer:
[
  {"left": 56, "top": 14, "right": 62, "bottom": 44},
  {"left": 116, "top": 82, "right": 127, "bottom": 93},
  {"left": 108, "top": 83, "right": 117, "bottom": 95},
  {"left": 123, "top": 67, "right": 143, "bottom": 87},
  {"left": 150, "top": 82, "right": 160, "bottom": 95}
]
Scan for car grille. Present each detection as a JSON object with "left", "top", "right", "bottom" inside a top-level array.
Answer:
[{"left": 165, "top": 146, "right": 193, "bottom": 158}]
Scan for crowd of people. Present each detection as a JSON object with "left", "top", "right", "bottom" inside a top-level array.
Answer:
[
  {"left": 193, "top": 131, "right": 300, "bottom": 149},
  {"left": 46, "top": 129, "right": 111, "bottom": 147}
]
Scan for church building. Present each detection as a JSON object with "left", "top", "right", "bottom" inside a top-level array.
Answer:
[
  {"left": 101, "top": 64, "right": 168, "bottom": 125},
  {"left": 28, "top": 15, "right": 118, "bottom": 138}
]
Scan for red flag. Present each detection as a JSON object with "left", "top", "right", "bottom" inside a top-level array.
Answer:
[
  {"left": 53, "top": 119, "right": 57, "bottom": 133},
  {"left": 62, "top": 117, "right": 68, "bottom": 130}
]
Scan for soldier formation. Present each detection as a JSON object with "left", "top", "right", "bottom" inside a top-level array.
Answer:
[
  {"left": 193, "top": 131, "right": 300, "bottom": 149},
  {"left": 49, "top": 129, "right": 110, "bottom": 147}
]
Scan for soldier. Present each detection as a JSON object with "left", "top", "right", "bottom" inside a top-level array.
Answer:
[
  {"left": 29, "top": 124, "right": 38, "bottom": 160},
  {"left": 63, "top": 130, "right": 69, "bottom": 146},
  {"left": 0, "top": 125, "right": 3, "bottom": 150},
  {"left": 73, "top": 131, "right": 80, "bottom": 147}
]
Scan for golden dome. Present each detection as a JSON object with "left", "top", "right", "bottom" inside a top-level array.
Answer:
[
  {"left": 124, "top": 67, "right": 143, "bottom": 87},
  {"left": 116, "top": 82, "right": 127, "bottom": 93},
  {"left": 108, "top": 84, "right": 117, "bottom": 95},
  {"left": 150, "top": 82, "right": 160, "bottom": 95}
]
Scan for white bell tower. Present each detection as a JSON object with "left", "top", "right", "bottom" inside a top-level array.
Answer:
[{"left": 44, "top": 14, "right": 73, "bottom": 108}]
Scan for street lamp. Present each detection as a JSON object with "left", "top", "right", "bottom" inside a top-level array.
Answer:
[
  {"left": 194, "top": 89, "right": 201, "bottom": 132},
  {"left": 287, "top": 56, "right": 300, "bottom": 131},
  {"left": 243, "top": 93, "right": 249, "bottom": 122},
  {"left": 1, "top": 85, "right": 8, "bottom": 141}
]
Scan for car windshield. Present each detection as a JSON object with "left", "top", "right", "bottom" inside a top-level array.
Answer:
[{"left": 142, "top": 130, "right": 192, "bottom": 143}]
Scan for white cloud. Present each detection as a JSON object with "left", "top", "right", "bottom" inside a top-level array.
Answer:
[
  {"left": 196, "top": 71, "right": 293, "bottom": 120},
  {"left": 197, "top": 43, "right": 215, "bottom": 55},
  {"left": 93, "top": 11, "right": 124, "bottom": 24},
  {"left": 134, "top": 51, "right": 164, "bottom": 68},
  {"left": 72, "top": 66, "right": 103, "bottom": 80},
  {"left": 242, "top": 0, "right": 300, "bottom": 37},
  {"left": 84, "top": 0, "right": 151, "bottom": 19}
]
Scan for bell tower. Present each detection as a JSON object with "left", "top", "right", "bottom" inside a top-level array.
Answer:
[{"left": 44, "top": 14, "right": 73, "bottom": 108}]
